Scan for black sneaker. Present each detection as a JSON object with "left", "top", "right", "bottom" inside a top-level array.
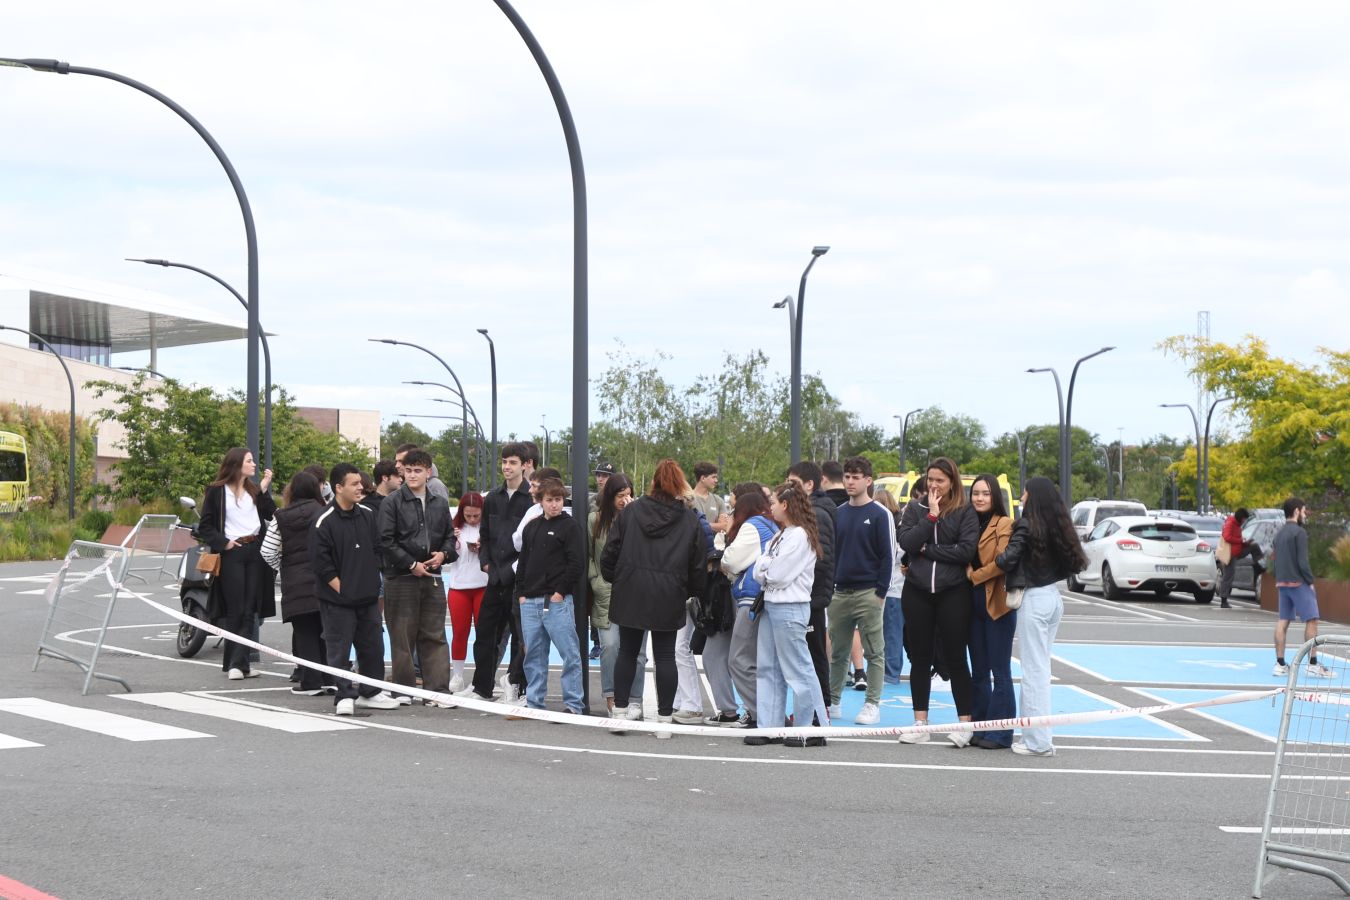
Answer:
[
  {"left": 844, "top": 669, "right": 855, "bottom": 688},
  {"left": 784, "top": 735, "right": 827, "bottom": 748},
  {"left": 743, "top": 734, "right": 784, "bottom": 746},
  {"left": 852, "top": 670, "right": 868, "bottom": 692},
  {"left": 704, "top": 712, "right": 742, "bottom": 726}
]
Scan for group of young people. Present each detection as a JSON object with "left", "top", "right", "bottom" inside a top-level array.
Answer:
[{"left": 199, "top": 439, "right": 1090, "bottom": 755}]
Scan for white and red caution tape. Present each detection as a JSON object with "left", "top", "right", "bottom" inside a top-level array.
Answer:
[{"left": 123, "top": 584, "right": 1287, "bottom": 740}]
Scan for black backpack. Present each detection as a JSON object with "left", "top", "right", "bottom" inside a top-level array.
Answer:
[{"left": 692, "top": 569, "right": 735, "bottom": 636}]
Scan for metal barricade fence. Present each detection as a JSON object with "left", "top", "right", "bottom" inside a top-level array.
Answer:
[
  {"left": 32, "top": 541, "right": 132, "bottom": 695},
  {"left": 118, "top": 513, "right": 180, "bottom": 584},
  {"left": 1254, "top": 634, "right": 1350, "bottom": 897}
]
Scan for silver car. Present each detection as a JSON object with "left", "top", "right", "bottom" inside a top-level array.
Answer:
[{"left": 1071, "top": 515, "right": 1218, "bottom": 603}]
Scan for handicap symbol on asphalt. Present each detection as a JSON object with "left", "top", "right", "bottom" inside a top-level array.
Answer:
[
  {"left": 1179, "top": 659, "right": 1258, "bottom": 671},
  {"left": 879, "top": 697, "right": 954, "bottom": 711}
]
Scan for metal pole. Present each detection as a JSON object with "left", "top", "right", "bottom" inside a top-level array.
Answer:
[
  {"left": 491, "top": 0, "right": 590, "bottom": 711},
  {"left": 789, "top": 247, "right": 829, "bottom": 464},
  {"left": 1017, "top": 430, "right": 1029, "bottom": 493},
  {"left": 1063, "top": 347, "right": 1115, "bottom": 508},
  {"left": 2, "top": 325, "right": 76, "bottom": 519},
  {"left": 128, "top": 258, "right": 272, "bottom": 471},
  {"left": 1028, "top": 368, "right": 1066, "bottom": 502},
  {"left": 1098, "top": 446, "right": 1113, "bottom": 500},
  {"left": 2, "top": 59, "right": 263, "bottom": 472},
  {"left": 1202, "top": 396, "right": 1234, "bottom": 515},
  {"left": 477, "top": 329, "right": 498, "bottom": 490},
  {"left": 900, "top": 407, "right": 922, "bottom": 472},
  {"left": 1161, "top": 403, "right": 1201, "bottom": 510}
]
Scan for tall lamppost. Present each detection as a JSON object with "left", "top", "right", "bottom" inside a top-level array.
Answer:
[
  {"left": 1, "top": 58, "right": 263, "bottom": 468},
  {"left": 1028, "top": 346, "right": 1114, "bottom": 506},
  {"left": 1, "top": 325, "right": 76, "bottom": 519},
  {"left": 540, "top": 416, "right": 553, "bottom": 469},
  {"left": 1160, "top": 403, "right": 1202, "bottom": 511},
  {"left": 371, "top": 339, "right": 469, "bottom": 494},
  {"left": 1202, "top": 396, "right": 1234, "bottom": 515},
  {"left": 787, "top": 247, "right": 830, "bottom": 464},
  {"left": 127, "top": 257, "right": 274, "bottom": 471},
  {"left": 1016, "top": 429, "right": 1030, "bottom": 493},
  {"left": 476, "top": 328, "right": 498, "bottom": 489},
  {"left": 898, "top": 407, "right": 922, "bottom": 472},
  {"left": 773, "top": 294, "right": 795, "bottom": 349},
  {"left": 427, "top": 400, "right": 489, "bottom": 489},
  {"left": 404, "top": 379, "right": 489, "bottom": 488},
  {"left": 1097, "top": 446, "right": 1113, "bottom": 500}
]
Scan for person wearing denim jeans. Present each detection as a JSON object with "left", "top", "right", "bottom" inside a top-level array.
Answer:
[
  {"left": 1014, "top": 584, "right": 1061, "bottom": 753},
  {"left": 870, "top": 490, "right": 907, "bottom": 685},
  {"left": 519, "top": 594, "right": 584, "bottom": 712},
  {"left": 588, "top": 474, "right": 645, "bottom": 715}
]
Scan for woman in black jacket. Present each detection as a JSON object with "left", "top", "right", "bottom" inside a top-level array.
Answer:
[
  {"left": 601, "top": 459, "right": 707, "bottom": 735},
  {"left": 994, "top": 476, "right": 1088, "bottom": 757},
  {"left": 260, "top": 471, "right": 333, "bottom": 696},
  {"left": 198, "top": 447, "right": 276, "bottom": 680},
  {"left": 896, "top": 457, "right": 979, "bottom": 747}
]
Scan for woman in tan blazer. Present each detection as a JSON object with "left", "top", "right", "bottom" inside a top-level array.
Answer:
[{"left": 966, "top": 474, "right": 1015, "bottom": 749}]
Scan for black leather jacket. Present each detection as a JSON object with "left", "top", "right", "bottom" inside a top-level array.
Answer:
[
  {"left": 995, "top": 518, "right": 1081, "bottom": 588},
  {"left": 377, "top": 484, "right": 456, "bottom": 578}
]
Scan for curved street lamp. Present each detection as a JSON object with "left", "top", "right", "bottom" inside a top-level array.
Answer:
[
  {"left": 1202, "top": 396, "right": 1235, "bottom": 515},
  {"left": 788, "top": 247, "right": 830, "bottom": 464},
  {"left": 1160, "top": 403, "right": 1202, "bottom": 511},
  {"left": 1028, "top": 346, "right": 1114, "bottom": 506},
  {"left": 476, "top": 329, "right": 498, "bottom": 489},
  {"left": 127, "top": 257, "right": 273, "bottom": 470},
  {"left": 1, "top": 57, "right": 263, "bottom": 468},
  {"left": 898, "top": 407, "right": 923, "bottom": 472},
  {"left": 1, "top": 324, "right": 76, "bottom": 519},
  {"left": 371, "top": 339, "right": 470, "bottom": 494}
]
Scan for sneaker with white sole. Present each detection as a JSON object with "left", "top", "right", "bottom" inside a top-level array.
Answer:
[
  {"left": 395, "top": 695, "right": 413, "bottom": 706},
  {"left": 355, "top": 692, "right": 401, "bottom": 710},
  {"left": 1308, "top": 663, "right": 1334, "bottom": 678},
  {"left": 290, "top": 687, "right": 325, "bottom": 696},
  {"left": 1011, "top": 741, "right": 1055, "bottom": 757},
  {"left": 227, "top": 668, "right": 246, "bottom": 680},
  {"left": 854, "top": 702, "right": 881, "bottom": 725},
  {"left": 335, "top": 698, "right": 356, "bottom": 716},
  {"left": 423, "top": 697, "right": 454, "bottom": 709},
  {"left": 828, "top": 704, "right": 842, "bottom": 721},
  {"left": 1273, "top": 663, "right": 1290, "bottom": 677},
  {"left": 948, "top": 730, "right": 972, "bottom": 749},
  {"left": 448, "top": 675, "right": 466, "bottom": 694},
  {"left": 672, "top": 708, "right": 704, "bottom": 725},
  {"left": 655, "top": 714, "right": 674, "bottom": 739},
  {"left": 899, "top": 727, "right": 930, "bottom": 744},
  {"left": 610, "top": 703, "right": 642, "bottom": 734}
]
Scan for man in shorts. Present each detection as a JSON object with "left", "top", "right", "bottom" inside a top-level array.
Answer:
[{"left": 1271, "top": 497, "right": 1330, "bottom": 678}]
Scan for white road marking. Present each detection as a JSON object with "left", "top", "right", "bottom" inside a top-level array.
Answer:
[
  {"left": 1127, "top": 687, "right": 1277, "bottom": 743},
  {"left": 116, "top": 692, "right": 363, "bottom": 733},
  {"left": 0, "top": 697, "right": 211, "bottom": 741},
  {"left": 0, "top": 575, "right": 61, "bottom": 583},
  {"left": 0, "top": 732, "right": 43, "bottom": 750}
]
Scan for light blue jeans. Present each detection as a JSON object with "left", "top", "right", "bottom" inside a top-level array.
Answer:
[
  {"left": 598, "top": 621, "right": 645, "bottom": 702},
  {"left": 1015, "top": 584, "right": 1063, "bottom": 753},
  {"left": 519, "top": 595, "right": 584, "bottom": 712},
  {"left": 883, "top": 594, "right": 906, "bottom": 683},
  {"left": 757, "top": 601, "right": 828, "bottom": 729}
]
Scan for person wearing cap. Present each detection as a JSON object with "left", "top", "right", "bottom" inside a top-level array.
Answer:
[{"left": 589, "top": 461, "right": 616, "bottom": 512}]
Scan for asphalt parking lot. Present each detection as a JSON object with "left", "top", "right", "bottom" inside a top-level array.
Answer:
[{"left": 0, "top": 556, "right": 1342, "bottom": 900}]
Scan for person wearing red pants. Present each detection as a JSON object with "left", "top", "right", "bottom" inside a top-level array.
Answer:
[{"left": 447, "top": 492, "right": 488, "bottom": 692}]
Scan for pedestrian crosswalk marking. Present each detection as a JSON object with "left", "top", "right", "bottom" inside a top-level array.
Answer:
[
  {"left": 116, "top": 692, "right": 361, "bottom": 733},
  {"left": 0, "top": 731, "right": 42, "bottom": 750},
  {"left": 0, "top": 697, "right": 211, "bottom": 742}
]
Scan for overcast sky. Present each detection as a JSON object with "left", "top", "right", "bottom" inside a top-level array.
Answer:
[{"left": 2, "top": 2, "right": 1347, "bottom": 458}]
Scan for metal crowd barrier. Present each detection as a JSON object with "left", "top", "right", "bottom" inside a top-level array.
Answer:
[
  {"left": 32, "top": 541, "right": 131, "bottom": 695},
  {"left": 1254, "top": 634, "right": 1350, "bottom": 897},
  {"left": 118, "top": 513, "right": 180, "bottom": 584}
]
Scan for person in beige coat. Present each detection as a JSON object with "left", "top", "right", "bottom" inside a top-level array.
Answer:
[{"left": 966, "top": 474, "right": 1015, "bottom": 749}]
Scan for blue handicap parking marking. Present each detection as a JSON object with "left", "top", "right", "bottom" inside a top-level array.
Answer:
[
  {"left": 1052, "top": 643, "right": 1280, "bottom": 686},
  {"left": 1137, "top": 685, "right": 1350, "bottom": 744},
  {"left": 1131, "top": 688, "right": 1288, "bottom": 743}
]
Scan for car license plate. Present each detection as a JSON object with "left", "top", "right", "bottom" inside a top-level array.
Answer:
[{"left": 1155, "top": 565, "right": 1187, "bottom": 573}]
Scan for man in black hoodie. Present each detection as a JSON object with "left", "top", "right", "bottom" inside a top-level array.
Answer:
[
  {"left": 788, "top": 461, "right": 837, "bottom": 714},
  {"left": 312, "top": 463, "right": 400, "bottom": 715},
  {"left": 516, "top": 477, "right": 587, "bottom": 713}
]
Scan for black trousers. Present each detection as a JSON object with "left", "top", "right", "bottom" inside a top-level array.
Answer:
[
  {"left": 472, "top": 577, "right": 524, "bottom": 697},
  {"left": 319, "top": 599, "right": 384, "bottom": 703},
  {"left": 218, "top": 541, "right": 264, "bottom": 673},
  {"left": 807, "top": 605, "right": 831, "bottom": 708},
  {"left": 289, "top": 611, "right": 332, "bottom": 691},
  {"left": 614, "top": 627, "right": 676, "bottom": 716},
  {"left": 901, "top": 580, "right": 974, "bottom": 716}
]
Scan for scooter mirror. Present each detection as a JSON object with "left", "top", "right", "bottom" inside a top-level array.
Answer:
[{"left": 179, "top": 496, "right": 197, "bottom": 510}]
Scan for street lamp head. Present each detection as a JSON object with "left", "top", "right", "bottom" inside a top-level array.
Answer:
[
  {"left": 773, "top": 296, "right": 792, "bottom": 309},
  {"left": 370, "top": 338, "right": 401, "bottom": 346},
  {"left": 125, "top": 257, "right": 171, "bottom": 267},
  {"left": 402, "top": 381, "right": 427, "bottom": 387},
  {"left": 811, "top": 246, "right": 830, "bottom": 257},
  {"left": 0, "top": 58, "right": 67, "bottom": 73},
  {"left": 1027, "top": 367, "right": 1050, "bottom": 374},
  {"left": 476, "top": 328, "right": 489, "bottom": 336}
]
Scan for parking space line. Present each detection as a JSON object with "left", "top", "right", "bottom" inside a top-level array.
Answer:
[
  {"left": 117, "top": 692, "right": 364, "bottom": 733},
  {"left": 0, "top": 697, "right": 212, "bottom": 742},
  {"left": 0, "top": 732, "right": 43, "bottom": 750},
  {"left": 1061, "top": 684, "right": 1208, "bottom": 741},
  {"left": 1126, "top": 687, "right": 1276, "bottom": 743}
]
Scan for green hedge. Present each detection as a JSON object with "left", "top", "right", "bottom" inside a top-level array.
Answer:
[{"left": 0, "top": 402, "right": 97, "bottom": 513}]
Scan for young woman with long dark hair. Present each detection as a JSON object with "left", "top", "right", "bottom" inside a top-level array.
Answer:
[
  {"left": 447, "top": 491, "right": 488, "bottom": 693},
  {"left": 602, "top": 460, "right": 707, "bottom": 737},
  {"left": 965, "top": 474, "right": 1015, "bottom": 749},
  {"left": 199, "top": 447, "right": 276, "bottom": 680},
  {"left": 751, "top": 483, "right": 829, "bottom": 747},
  {"left": 588, "top": 473, "right": 645, "bottom": 717},
  {"left": 896, "top": 457, "right": 979, "bottom": 746},
  {"left": 995, "top": 476, "right": 1088, "bottom": 757}
]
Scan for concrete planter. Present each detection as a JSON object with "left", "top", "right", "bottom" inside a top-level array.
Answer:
[{"left": 1259, "top": 575, "right": 1350, "bottom": 625}]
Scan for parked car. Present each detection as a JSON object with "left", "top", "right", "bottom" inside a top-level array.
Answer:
[
  {"left": 1228, "top": 515, "right": 1282, "bottom": 594},
  {"left": 1070, "top": 515, "right": 1217, "bottom": 603},
  {"left": 1172, "top": 514, "right": 1224, "bottom": 552},
  {"left": 1070, "top": 498, "right": 1149, "bottom": 540}
]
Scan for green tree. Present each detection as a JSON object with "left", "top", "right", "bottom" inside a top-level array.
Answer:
[
  {"left": 380, "top": 420, "right": 432, "bottom": 457},
  {"left": 594, "top": 342, "right": 684, "bottom": 491},
  {"left": 0, "top": 402, "right": 97, "bottom": 512},
  {"left": 886, "top": 408, "right": 988, "bottom": 471}
]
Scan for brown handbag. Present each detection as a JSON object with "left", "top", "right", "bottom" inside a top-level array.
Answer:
[{"left": 196, "top": 552, "right": 221, "bottom": 577}]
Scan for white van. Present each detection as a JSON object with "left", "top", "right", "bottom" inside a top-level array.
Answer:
[{"left": 1069, "top": 498, "right": 1149, "bottom": 540}]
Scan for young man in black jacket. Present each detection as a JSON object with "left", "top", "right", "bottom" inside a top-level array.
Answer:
[
  {"left": 787, "top": 461, "right": 837, "bottom": 715},
  {"left": 466, "top": 441, "right": 535, "bottom": 701},
  {"left": 377, "top": 449, "right": 455, "bottom": 705},
  {"left": 516, "top": 478, "right": 586, "bottom": 713},
  {"left": 312, "top": 463, "right": 400, "bottom": 715}
]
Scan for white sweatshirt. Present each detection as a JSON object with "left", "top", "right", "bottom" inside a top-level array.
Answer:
[
  {"left": 753, "top": 525, "right": 816, "bottom": 604},
  {"left": 448, "top": 522, "right": 489, "bottom": 590}
]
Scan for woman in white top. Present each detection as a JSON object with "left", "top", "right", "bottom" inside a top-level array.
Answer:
[
  {"left": 197, "top": 447, "right": 275, "bottom": 680},
  {"left": 751, "top": 483, "right": 829, "bottom": 748},
  {"left": 447, "top": 492, "right": 490, "bottom": 693}
]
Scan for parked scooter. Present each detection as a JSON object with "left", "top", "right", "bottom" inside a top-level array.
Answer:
[{"left": 175, "top": 496, "right": 213, "bottom": 658}]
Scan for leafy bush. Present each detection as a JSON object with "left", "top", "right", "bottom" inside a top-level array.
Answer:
[
  {"left": 1328, "top": 535, "right": 1350, "bottom": 583},
  {"left": 0, "top": 508, "right": 105, "bottom": 561},
  {"left": 0, "top": 402, "right": 97, "bottom": 514}
]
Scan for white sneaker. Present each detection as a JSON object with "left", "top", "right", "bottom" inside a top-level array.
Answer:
[
  {"left": 395, "top": 695, "right": 413, "bottom": 706},
  {"left": 355, "top": 691, "right": 401, "bottom": 710},
  {"left": 655, "top": 714, "right": 674, "bottom": 739},
  {"left": 948, "top": 730, "right": 972, "bottom": 749},
  {"left": 625, "top": 703, "right": 644, "bottom": 721},
  {"left": 930, "top": 674, "right": 949, "bottom": 691},
  {"left": 1308, "top": 663, "right": 1333, "bottom": 678},
  {"left": 899, "top": 726, "right": 930, "bottom": 744},
  {"left": 227, "top": 668, "right": 245, "bottom": 681},
  {"left": 423, "top": 697, "right": 455, "bottom": 709},
  {"left": 1273, "top": 663, "right": 1290, "bottom": 677},
  {"left": 448, "top": 674, "right": 466, "bottom": 694},
  {"left": 335, "top": 698, "right": 355, "bottom": 716},
  {"left": 1012, "top": 740, "right": 1055, "bottom": 757},
  {"left": 828, "top": 704, "right": 842, "bottom": 721},
  {"left": 854, "top": 702, "right": 881, "bottom": 725},
  {"left": 672, "top": 708, "right": 704, "bottom": 725}
]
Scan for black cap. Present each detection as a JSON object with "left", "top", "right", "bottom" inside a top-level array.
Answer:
[{"left": 594, "top": 461, "right": 615, "bottom": 476}]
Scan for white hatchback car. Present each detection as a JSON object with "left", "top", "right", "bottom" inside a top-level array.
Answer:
[{"left": 1070, "top": 515, "right": 1218, "bottom": 603}]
